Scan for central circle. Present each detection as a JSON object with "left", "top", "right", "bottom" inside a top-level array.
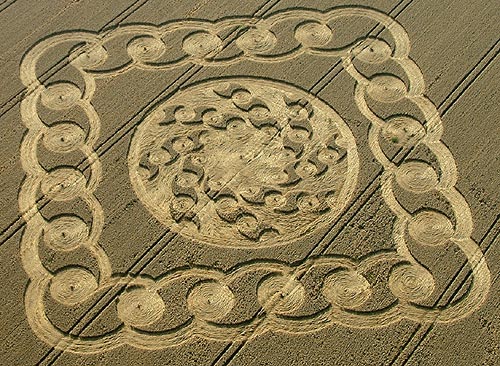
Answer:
[{"left": 129, "top": 78, "right": 358, "bottom": 248}]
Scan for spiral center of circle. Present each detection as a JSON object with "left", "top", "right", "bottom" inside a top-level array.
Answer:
[{"left": 129, "top": 78, "right": 358, "bottom": 247}]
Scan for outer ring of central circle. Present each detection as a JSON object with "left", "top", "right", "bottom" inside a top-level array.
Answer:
[{"left": 128, "top": 77, "right": 360, "bottom": 248}]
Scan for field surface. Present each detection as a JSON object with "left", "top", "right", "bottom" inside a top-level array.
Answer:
[{"left": 0, "top": 1, "right": 499, "bottom": 365}]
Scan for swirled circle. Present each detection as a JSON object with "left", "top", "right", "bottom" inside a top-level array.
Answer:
[
  {"left": 70, "top": 44, "right": 108, "bottom": 68},
  {"left": 408, "top": 210, "right": 454, "bottom": 246},
  {"left": 117, "top": 287, "right": 165, "bottom": 327},
  {"left": 295, "top": 21, "right": 332, "bottom": 47},
  {"left": 187, "top": 281, "right": 235, "bottom": 321},
  {"left": 236, "top": 27, "right": 277, "bottom": 53},
  {"left": 353, "top": 38, "right": 392, "bottom": 64},
  {"left": 174, "top": 106, "right": 197, "bottom": 122},
  {"left": 395, "top": 161, "right": 438, "bottom": 193},
  {"left": 127, "top": 36, "right": 166, "bottom": 62},
  {"left": 389, "top": 264, "right": 435, "bottom": 301},
  {"left": 257, "top": 274, "right": 305, "bottom": 314},
  {"left": 41, "top": 83, "right": 82, "bottom": 110},
  {"left": 43, "top": 122, "right": 86, "bottom": 153},
  {"left": 40, "top": 168, "right": 87, "bottom": 201},
  {"left": 322, "top": 270, "right": 372, "bottom": 308},
  {"left": 50, "top": 267, "right": 98, "bottom": 306},
  {"left": 182, "top": 31, "right": 222, "bottom": 58},
  {"left": 43, "top": 215, "right": 88, "bottom": 251},
  {"left": 381, "top": 116, "right": 425, "bottom": 146},
  {"left": 129, "top": 77, "right": 359, "bottom": 248},
  {"left": 366, "top": 75, "right": 407, "bottom": 103}
]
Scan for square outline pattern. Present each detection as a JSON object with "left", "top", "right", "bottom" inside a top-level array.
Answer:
[{"left": 18, "top": 7, "right": 490, "bottom": 353}]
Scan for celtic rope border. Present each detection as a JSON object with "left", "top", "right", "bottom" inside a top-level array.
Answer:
[{"left": 18, "top": 7, "right": 490, "bottom": 353}]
